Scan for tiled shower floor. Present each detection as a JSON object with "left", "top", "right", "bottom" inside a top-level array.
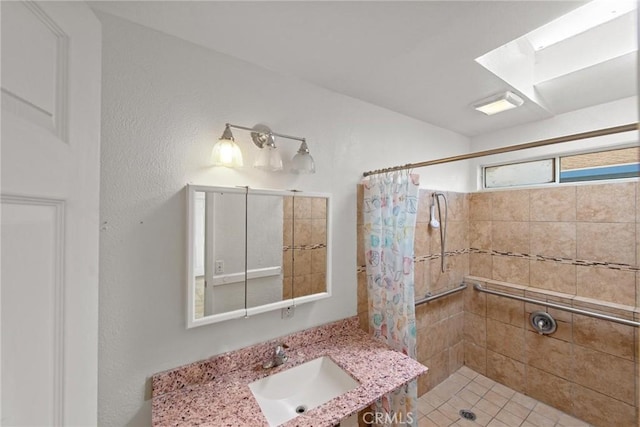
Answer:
[{"left": 417, "top": 367, "right": 592, "bottom": 427}]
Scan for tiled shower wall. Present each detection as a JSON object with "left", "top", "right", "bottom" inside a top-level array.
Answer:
[
  {"left": 283, "top": 196, "right": 327, "bottom": 299},
  {"left": 465, "top": 182, "right": 639, "bottom": 427},
  {"left": 357, "top": 180, "right": 639, "bottom": 425}
]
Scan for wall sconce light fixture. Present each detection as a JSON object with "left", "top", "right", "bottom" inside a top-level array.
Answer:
[
  {"left": 473, "top": 91, "right": 524, "bottom": 115},
  {"left": 211, "top": 123, "right": 315, "bottom": 173}
]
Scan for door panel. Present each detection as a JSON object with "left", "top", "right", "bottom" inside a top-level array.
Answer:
[{"left": 1, "top": 1, "right": 101, "bottom": 425}]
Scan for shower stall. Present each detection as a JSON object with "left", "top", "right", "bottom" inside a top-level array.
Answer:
[{"left": 356, "top": 124, "right": 639, "bottom": 427}]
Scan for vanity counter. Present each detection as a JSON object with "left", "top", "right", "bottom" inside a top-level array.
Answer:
[{"left": 151, "top": 317, "right": 427, "bottom": 426}]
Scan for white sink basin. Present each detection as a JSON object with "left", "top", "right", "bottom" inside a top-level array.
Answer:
[{"left": 249, "top": 356, "right": 359, "bottom": 426}]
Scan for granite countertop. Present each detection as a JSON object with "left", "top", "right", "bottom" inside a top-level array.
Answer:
[{"left": 151, "top": 317, "right": 428, "bottom": 427}]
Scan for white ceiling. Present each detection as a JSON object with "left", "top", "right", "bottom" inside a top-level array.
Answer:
[{"left": 91, "top": 1, "right": 637, "bottom": 137}]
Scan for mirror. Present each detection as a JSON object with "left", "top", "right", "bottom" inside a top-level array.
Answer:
[{"left": 187, "top": 185, "right": 331, "bottom": 327}]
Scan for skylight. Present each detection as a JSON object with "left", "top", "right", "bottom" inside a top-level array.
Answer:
[
  {"left": 474, "top": 0, "right": 638, "bottom": 115},
  {"left": 526, "top": 0, "right": 637, "bottom": 51}
]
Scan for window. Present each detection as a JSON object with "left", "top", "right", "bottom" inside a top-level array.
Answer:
[
  {"left": 483, "top": 146, "right": 639, "bottom": 189},
  {"left": 484, "top": 159, "right": 555, "bottom": 188},
  {"left": 559, "top": 147, "right": 640, "bottom": 183}
]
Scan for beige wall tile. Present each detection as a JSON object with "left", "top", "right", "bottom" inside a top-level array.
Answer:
[
  {"left": 530, "top": 222, "right": 576, "bottom": 258},
  {"left": 529, "top": 262, "right": 576, "bottom": 295},
  {"left": 417, "top": 189, "right": 432, "bottom": 224},
  {"left": 356, "top": 271, "right": 367, "bottom": 314},
  {"left": 464, "top": 285, "right": 486, "bottom": 316},
  {"left": 311, "top": 197, "right": 327, "bottom": 220},
  {"left": 358, "top": 310, "right": 369, "bottom": 333},
  {"left": 311, "top": 219, "right": 326, "bottom": 244},
  {"left": 576, "top": 222, "right": 635, "bottom": 265},
  {"left": 469, "top": 253, "right": 492, "bottom": 278},
  {"left": 530, "top": 187, "right": 576, "bottom": 222},
  {"left": 311, "top": 247, "right": 326, "bottom": 274},
  {"left": 421, "top": 318, "right": 449, "bottom": 360},
  {"left": 356, "top": 225, "right": 364, "bottom": 267},
  {"left": 469, "top": 221, "right": 491, "bottom": 249},
  {"left": 573, "top": 314, "right": 635, "bottom": 360},
  {"left": 294, "top": 219, "right": 312, "bottom": 245},
  {"left": 525, "top": 366, "right": 573, "bottom": 416},
  {"left": 449, "top": 341, "right": 464, "bottom": 374},
  {"left": 440, "top": 220, "right": 468, "bottom": 251},
  {"left": 293, "top": 196, "right": 312, "bottom": 219},
  {"left": 492, "top": 221, "right": 529, "bottom": 253},
  {"left": 283, "top": 219, "right": 293, "bottom": 246},
  {"left": 492, "top": 257, "right": 530, "bottom": 286},
  {"left": 283, "top": 250, "right": 293, "bottom": 277},
  {"left": 282, "top": 276, "right": 293, "bottom": 299},
  {"left": 447, "top": 292, "right": 464, "bottom": 317},
  {"left": 492, "top": 190, "right": 530, "bottom": 221},
  {"left": 424, "top": 349, "right": 449, "bottom": 391},
  {"left": 414, "top": 260, "right": 428, "bottom": 299},
  {"left": 415, "top": 222, "right": 431, "bottom": 256},
  {"left": 470, "top": 192, "right": 492, "bottom": 221},
  {"left": 310, "top": 272, "right": 325, "bottom": 294},
  {"left": 576, "top": 265, "right": 636, "bottom": 307},
  {"left": 464, "top": 312, "right": 487, "bottom": 348},
  {"left": 577, "top": 182, "right": 636, "bottom": 223},
  {"left": 525, "top": 332, "right": 572, "bottom": 380},
  {"left": 464, "top": 342, "right": 486, "bottom": 375},
  {"left": 573, "top": 345, "right": 635, "bottom": 405},
  {"left": 293, "top": 249, "right": 311, "bottom": 275},
  {"left": 572, "top": 384, "right": 637, "bottom": 427},
  {"left": 486, "top": 319, "right": 524, "bottom": 361},
  {"left": 449, "top": 312, "right": 465, "bottom": 346},
  {"left": 486, "top": 294, "right": 524, "bottom": 327},
  {"left": 446, "top": 191, "right": 469, "bottom": 221},
  {"left": 283, "top": 196, "right": 294, "bottom": 220},
  {"left": 486, "top": 350, "right": 525, "bottom": 393},
  {"left": 293, "top": 273, "right": 312, "bottom": 297}
]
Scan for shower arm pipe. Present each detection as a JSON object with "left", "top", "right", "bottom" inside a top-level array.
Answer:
[
  {"left": 226, "top": 123, "right": 306, "bottom": 143},
  {"left": 362, "top": 123, "right": 638, "bottom": 177},
  {"left": 415, "top": 283, "right": 467, "bottom": 307},
  {"left": 474, "top": 283, "right": 640, "bottom": 328}
]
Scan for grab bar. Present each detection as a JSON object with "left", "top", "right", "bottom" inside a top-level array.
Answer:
[
  {"left": 415, "top": 283, "right": 467, "bottom": 306},
  {"left": 473, "top": 283, "right": 640, "bottom": 328}
]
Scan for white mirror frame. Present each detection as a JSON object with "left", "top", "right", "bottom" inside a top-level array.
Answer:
[{"left": 186, "top": 184, "right": 332, "bottom": 328}]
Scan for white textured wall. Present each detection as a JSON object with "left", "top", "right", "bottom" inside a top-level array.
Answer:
[{"left": 98, "top": 13, "right": 470, "bottom": 426}]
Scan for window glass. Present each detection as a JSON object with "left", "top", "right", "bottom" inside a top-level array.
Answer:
[
  {"left": 559, "top": 147, "right": 640, "bottom": 183},
  {"left": 484, "top": 159, "right": 555, "bottom": 188}
]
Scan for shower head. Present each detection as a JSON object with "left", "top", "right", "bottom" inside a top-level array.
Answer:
[{"left": 429, "top": 202, "right": 440, "bottom": 228}]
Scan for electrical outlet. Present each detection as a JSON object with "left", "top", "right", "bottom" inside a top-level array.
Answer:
[
  {"left": 215, "top": 260, "right": 224, "bottom": 274},
  {"left": 281, "top": 306, "right": 294, "bottom": 319}
]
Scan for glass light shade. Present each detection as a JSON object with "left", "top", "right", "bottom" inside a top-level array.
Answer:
[
  {"left": 254, "top": 146, "right": 283, "bottom": 171},
  {"left": 291, "top": 151, "right": 316, "bottom": 174},
  {"left": 212, "top": 138, "right": 243, "bottom": 167}
]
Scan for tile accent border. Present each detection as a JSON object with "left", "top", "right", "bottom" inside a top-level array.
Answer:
[{"left": 357, "top": 248, "right": 639, "bottom": 274}]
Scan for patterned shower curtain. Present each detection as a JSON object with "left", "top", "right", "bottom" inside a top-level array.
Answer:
[{"left": 362, "top": 171, "right": 419, "bottom": 426}]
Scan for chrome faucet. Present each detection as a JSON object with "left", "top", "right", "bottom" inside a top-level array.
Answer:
[{"left": 262, "top": 343, "right": 288, "bottom": 369}]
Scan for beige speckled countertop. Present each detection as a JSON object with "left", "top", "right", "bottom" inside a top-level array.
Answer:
[{"left": 151, "top": 317, "right": 428, "bottom": 426}]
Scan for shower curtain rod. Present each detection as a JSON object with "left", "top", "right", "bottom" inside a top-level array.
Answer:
[{"left": 362, "top": 123, "right": 638, "bottom": 177}]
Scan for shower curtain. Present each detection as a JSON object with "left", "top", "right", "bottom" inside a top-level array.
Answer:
[{"left": 362, "top": 171, "right": 419, "bottom": 426}]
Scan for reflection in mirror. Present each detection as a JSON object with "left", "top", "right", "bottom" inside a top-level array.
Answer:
[
  {"left": 188, "top": 185, "right": 331, "bottom": 327},
  {"left": 194, "top": 189, "right": 246, "bottom": 319},
  {"left": 246, "top": 192, "right": 288, "bottom": 309},
  {"left": 292, "top": 196, "right": 327, "bottom": 298}
]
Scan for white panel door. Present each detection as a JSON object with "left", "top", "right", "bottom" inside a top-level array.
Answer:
[{"left": 1, "top": 1, "right": 101, "bottom": 425}]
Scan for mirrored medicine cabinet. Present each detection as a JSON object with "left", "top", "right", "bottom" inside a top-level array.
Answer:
[{"left": 186, "top": 184, "right": 332, "bottom": 328}]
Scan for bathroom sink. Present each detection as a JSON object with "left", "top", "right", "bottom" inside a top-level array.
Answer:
[{"left": 249, "top": 356, "right": 360, "bottom": 426}]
